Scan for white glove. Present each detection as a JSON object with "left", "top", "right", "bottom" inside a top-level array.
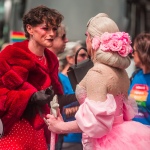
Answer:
[{"left": 0, "top": 119, "right": 3, "bottom": 137}]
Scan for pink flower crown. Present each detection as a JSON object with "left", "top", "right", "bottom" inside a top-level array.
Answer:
[{"left": 92, "top": 32, "right": 133, "bottom": 57}]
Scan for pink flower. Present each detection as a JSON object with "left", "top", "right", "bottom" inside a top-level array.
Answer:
[
  {"left": 92, "top": 32, "right": 133, "bottom": 57},
  {"left": 92, "top": 36, "right": 101, "bottom": 50},
  {"left": 100, "top": 32, "right": 111, "bottom": 42},
  {"left": 100, "top": 43, "right": 110, "bottom": 51},
  {"left": 108, "top": 40, "right": 123, "bottom": 51},
  {"left": 118, "top": 45, "right": 133, "bottom": 57}
]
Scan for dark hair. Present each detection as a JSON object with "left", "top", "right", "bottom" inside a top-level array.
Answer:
[
  {"left": 22, "top": 5, "right": 64, "bottom": 38},
  {"left": 134, "top": 33, "right": 150, "bottom": 67}
]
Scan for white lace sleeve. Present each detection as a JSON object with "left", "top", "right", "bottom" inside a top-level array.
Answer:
[
  {"left": 123, "top": 96, "right": 138, "bottom": 120},
  {"left": 75, "top": 85, "right": 87, "bottom": 104},
  {"left": 127, "top": 96, "right": 138, "bottom": 114}
]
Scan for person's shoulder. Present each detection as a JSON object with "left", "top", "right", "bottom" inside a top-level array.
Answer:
[
  {"left": 59, "top": 72, "right": 66, "bottom": 78},
  {"left": 89, "top": 63, "right": 109, "bottom": 74},
  {"left": 58, "top": 73, "right": 66, "bottom": 81},
  {"left": 59, "top": 73, "right": 70, "bottom": 84},
  {"left": 0, "top": 40, "right": 35, "bottom": 69},
  {"left": 0, "top": 42, "right": 21, "bottom": 58},
  {"left": 1, "top": 40, "right": 28, "bottom": 53},
  {"left": 12, "top": 40, "right": 28, "bottom": 48},
  {"left": 85, "top": 64, "right": 104, "bottom": 81},
  {"left": 130, "top": 68, "right": 141, "bottom": 82}
]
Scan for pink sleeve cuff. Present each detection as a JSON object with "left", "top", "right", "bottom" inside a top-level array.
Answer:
[{"left": 75, "top": 94, "right": 116, "bottom": 138}]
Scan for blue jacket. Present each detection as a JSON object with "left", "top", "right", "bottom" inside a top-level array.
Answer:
[
  {"left": 58, "top": 73, "right": 82, "bottom": 143},
  {"left": 128, "top": 69, "right": 150, "bottom": 125}
]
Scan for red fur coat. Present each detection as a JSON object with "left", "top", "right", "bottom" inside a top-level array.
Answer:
[{"left": 0, "top": 40, "right": 63, "bottom": 137}]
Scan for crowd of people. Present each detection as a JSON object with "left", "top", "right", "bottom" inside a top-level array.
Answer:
[
  {"left": 48, "top": 24, "right": 85, "bottom": 150},
  {"left": 0, "top": 4, "right": 150, "bottom": 150},
  {"left": 58, "top": 41, "right": 87, "bottom": 150},
  {"left": 0, "top": 5, "right": 76, "bottom": 150}
]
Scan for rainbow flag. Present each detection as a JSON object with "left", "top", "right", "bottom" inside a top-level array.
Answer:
[{"left": 10, "top": 31, "right": 26, "bottom": 43}]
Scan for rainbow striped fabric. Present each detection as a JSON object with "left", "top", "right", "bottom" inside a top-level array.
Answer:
[{"left": 10, "top": 31, "right": 26, "bottom": 43}]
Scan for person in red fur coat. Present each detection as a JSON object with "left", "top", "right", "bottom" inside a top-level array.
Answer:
[{"left": 0, "top": 5, "right": 76, "bottom": 150}]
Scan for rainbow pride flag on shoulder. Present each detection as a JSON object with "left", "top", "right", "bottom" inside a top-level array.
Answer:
[{"left": 10, "top": 31, "right": 26, "bottom": 43}]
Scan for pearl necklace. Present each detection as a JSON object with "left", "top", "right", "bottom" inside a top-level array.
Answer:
[{"left": 36, "top": 55, "right": 45, "bottom": 60}]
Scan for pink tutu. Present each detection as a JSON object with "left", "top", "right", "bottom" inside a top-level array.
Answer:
[
  {"left": 94, "top": 121, "right": 150, "bottom": 150},
  {"left": 75, "top": 88, "right": 150, "bottom": 150}
]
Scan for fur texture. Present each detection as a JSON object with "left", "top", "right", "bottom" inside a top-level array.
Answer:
[{"left": 0, "top": 40, "right": 63, "bottom": 135}]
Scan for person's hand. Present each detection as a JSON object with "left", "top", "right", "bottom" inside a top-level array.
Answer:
[
  {"left": 46, "top": 110, "right": 65, "bottom": 134},
  {"left": 30, "top": 86, "right": 54, "bottom": 106}
]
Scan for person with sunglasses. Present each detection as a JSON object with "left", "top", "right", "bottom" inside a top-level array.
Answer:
[
  {"left": 48, "top": 24, "right": 86, "bottom": 150},
  {"left": 128, "top": 33, "right": 150, "bottom": 127},
  {"left": 59, "top": 41, "right": 88, "bottom": 72},
  {"left": 46, "top": 13, "right": 150, "bottom": 150},
  {"left": 0, "top": 5, "right": 77, "bottom": 150},
  {"left": 58, "top": 41, "right": 87, "bottom": 150},
  {"left": 48, "top": 23, "right": 69, "bottom": 150},
  {"left": 50, "top": 24, "right": 68, "bottom": 56}
]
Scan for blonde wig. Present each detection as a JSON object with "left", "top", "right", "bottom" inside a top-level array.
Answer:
[{"left": 87, "top": 13, "right": 131, "bottom": 69}]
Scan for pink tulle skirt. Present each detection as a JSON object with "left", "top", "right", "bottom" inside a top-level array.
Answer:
[{"left": 83, "top": 121, "right": 150, "bottom": 150}]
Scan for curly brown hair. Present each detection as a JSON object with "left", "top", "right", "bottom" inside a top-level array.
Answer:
[{"left": 22, "top": 5, "right": 64, "bottom": 39}]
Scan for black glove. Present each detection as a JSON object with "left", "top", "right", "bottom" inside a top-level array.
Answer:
[{"left": 30, "top": 86, "right": 54, "bottom": 106}]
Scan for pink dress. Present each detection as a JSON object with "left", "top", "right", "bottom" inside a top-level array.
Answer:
[{"left": 75, "top": 85, "right": 150, "bottom": 150}]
